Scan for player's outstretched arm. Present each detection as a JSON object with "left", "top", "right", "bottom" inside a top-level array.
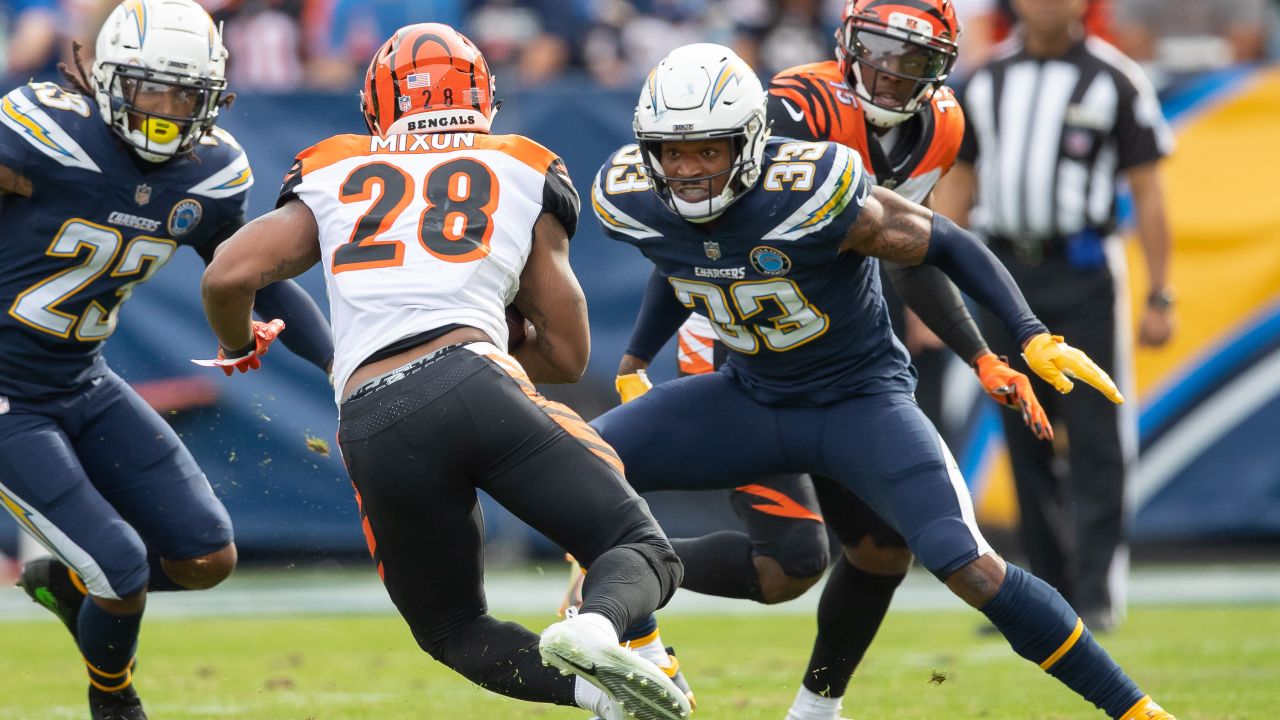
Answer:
[
  {"left": 510, "top": 212, "right": 590, "bottom": 384},
  {"left": 250, "top": 281, "right": 334, "bottom": 374},
  {"left": 882, "top": 262, "right": 987, "bottom": 362},
  {"left": 614, "top": 267, "right": 693, "bottom": 402},
  {"left": 883, "top": 263, "right": 1052, "bottom": 439},
  {"left": 841, "top": 188, "right": 1123, "bottom": 403},
  {"left": 201, "top": 200, "right": 322, "bottom": 365}
]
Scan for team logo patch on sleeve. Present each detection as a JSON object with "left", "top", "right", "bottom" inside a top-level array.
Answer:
[
  {"left": 750, "top": 246, "right": 792, "bottom": 276},
  {"left": 168, "top": 198, "right": 203, "bottom": 236}
]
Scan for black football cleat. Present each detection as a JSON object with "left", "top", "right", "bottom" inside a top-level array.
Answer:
[
  {"left": 17, "top": 556, "right": 86, "bottom": 641},
  {"left": 89, "top": 684, "right": 148, "bottom": 720}
]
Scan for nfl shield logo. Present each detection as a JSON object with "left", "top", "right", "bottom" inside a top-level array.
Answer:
[
  {"left": 134, "top": 184, "right": 152, "bottom": 206},
  {"left": 398, "top": 95, "right": 412, "bottom": 112},
  {"left": 704, "top": 241, "right": 721, "bottom": 260}
]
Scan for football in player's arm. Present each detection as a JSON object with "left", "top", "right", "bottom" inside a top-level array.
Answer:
[{"left": 203, "top": 23, "right": 692, "bottom": 720}]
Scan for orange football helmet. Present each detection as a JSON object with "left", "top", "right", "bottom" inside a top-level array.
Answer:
[
  {"left": 835, "top": 0, "right": 960, "bottom": 128},
  {"left": 361, "top": 23, "right": 499, "bottom": 135}
]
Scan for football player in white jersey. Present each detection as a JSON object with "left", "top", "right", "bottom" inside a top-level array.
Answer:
[{"left": 199, "top": 24, "right": 690, "bottom": 720}]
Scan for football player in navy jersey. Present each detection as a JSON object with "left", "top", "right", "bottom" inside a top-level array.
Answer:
[
  {"left": 0, "top": 1, "right": 332, "bottom": 718},
  {"left": 569, "top": 3, "right": 1057, "bottom": 712},
  {"left": 589, "top": 43, "right": 1176, "bottom": 720}
]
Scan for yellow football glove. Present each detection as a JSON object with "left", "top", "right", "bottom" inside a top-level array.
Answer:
[
  {"left": 615, "top": 370, "right": 653, "bottom": 403},
  {"left": 1021, "top": 333, "right": 1125, "bottom": 404}
]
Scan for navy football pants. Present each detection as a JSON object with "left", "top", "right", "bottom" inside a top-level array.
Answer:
[
  {"left": 0, "top": 371, "right": 233, "bottom": 599},
  {"left": 592, "top": 371, "right": 992, "bottom": 578}
]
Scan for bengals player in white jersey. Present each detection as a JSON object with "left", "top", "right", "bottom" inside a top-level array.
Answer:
[{"left": 199, "top": 24, "right": 691, "bottom": 720}]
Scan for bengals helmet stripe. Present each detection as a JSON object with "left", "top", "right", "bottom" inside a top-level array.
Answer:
[
  {"left": 361, "top": 23, "right": 498, "bottom": 136},
  {"left": 862, "top": 0, "right": 953, "bottom": 31}
]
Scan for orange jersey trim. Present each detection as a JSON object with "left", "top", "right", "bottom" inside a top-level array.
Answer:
[
  {"left": 770, "top": 60, "right": 965, "bottom": 185},
  {"left": 295, "top": 132, "right": 558, "bottom": 179},
  {"left": 484, "top": 351, "right": 627, "bottom": 477}
]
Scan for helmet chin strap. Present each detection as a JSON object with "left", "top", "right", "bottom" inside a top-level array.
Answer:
[
  {"left": 668, "top": 164, "right": 743, "bottom": 223},
  {"left": 672, "top": 193, "right": 730, "bottom": 223}
]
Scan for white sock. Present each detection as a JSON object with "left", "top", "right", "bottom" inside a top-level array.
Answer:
[
  {"left": 624, "top": 630, "right": 671, "bottom": 668},
  {"left": 573, "top": 675, "right": 608, "bottom": 714},
  {"left": 574, "top": 611, "right": 620, "bottom": 644},
  {"left": 785, "top": 685, "right": 844, "bottom": 720}
]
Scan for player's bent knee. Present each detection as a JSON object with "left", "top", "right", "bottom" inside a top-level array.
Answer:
[
  {"left": 618, "top": 539, "right": 683, "bottom": 606},
  {"left": 91, "top": 536, "right": 150, "bottom": 599},
  {"left": 772, "top": 525, "right": 832, "bottom": 579},
  {"left": 909, "top": 517, "right": 986, "bottom": 580},
  {"left": 754, "top": 557, "right": 822, "bottom": 604},
  {"left": 162, "top": 543, "right": 237, "bottom": 590},
  {"left": 942, "top": 553, "right": 1007, "bottom": 608},
  {"left": 91, "top": 590, "right": 147, "bottom": 615},
  {"left": 843, "top": 539, "right": 913, "bottom": 576}
]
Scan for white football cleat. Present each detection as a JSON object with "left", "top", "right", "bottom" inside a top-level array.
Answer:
[{"left": 540, "top": 613, "right": 691, "bottom": 720}]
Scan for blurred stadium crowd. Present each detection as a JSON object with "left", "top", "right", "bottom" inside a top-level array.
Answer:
[{"left": 2, "top": 0, "right": 1278, "bottom": 94}]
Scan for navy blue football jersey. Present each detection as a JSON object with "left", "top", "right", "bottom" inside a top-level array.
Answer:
[
  {"left": 592, "top": 136, "right": 915, "bottom": 405},
  {"left": 0, "top": 82, "right": 253, "bottom": 399}
]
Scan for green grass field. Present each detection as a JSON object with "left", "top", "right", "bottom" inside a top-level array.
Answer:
[{"left": 1, "top": 606, "right": 1276, "bottom": 719}]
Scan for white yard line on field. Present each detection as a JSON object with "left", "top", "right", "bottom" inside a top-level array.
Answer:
[{"left": 2, "top": 563, "right": 1277, "bottom": 622}]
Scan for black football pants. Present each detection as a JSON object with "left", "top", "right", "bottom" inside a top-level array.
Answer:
[{"left": 337, "top": 342, "right": 682, "bottom": 705}]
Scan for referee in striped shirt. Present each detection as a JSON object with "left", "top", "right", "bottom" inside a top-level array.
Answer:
[{"left": 936, "top": 0, "right": 1176, "bottom": 632}]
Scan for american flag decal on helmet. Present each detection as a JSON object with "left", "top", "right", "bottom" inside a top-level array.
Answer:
[{"left": 406, "top": 73, "right": 431, "bottom": 88}]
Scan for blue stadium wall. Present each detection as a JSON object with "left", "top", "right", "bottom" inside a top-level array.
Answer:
[{"left": 4, "top": 69, "right": 1277, "bottom": 557}]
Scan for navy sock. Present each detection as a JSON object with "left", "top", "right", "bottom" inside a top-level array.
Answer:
[
  {"left": 982, "top": 564, "right": 1145, "bottom": 718},
  {"left": 77, "top": 600, "right": 143, "bottom": 693},
  {"left": 145, "top": 552, "right": 187, "bottom": 592},
  {"left": 802, "top": 557, "right": 905, "bottom": 697},
  {"left": 670, "top": 531, "right": 762, "bottom": 601},
  {"left": 619, "top": 614, "right": 659, "bottom": 643}
]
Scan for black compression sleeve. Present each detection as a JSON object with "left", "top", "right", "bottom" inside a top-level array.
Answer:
[
  {"left": 253, "top": 280, "right": 335, "bottom": 373},
  {"left": 624, "top": 268, "right": 692, "bottom": 362},
  {"left": 923, "top": 213, "right": 1048, "bottom": 346},
  {"left": 883, "top": 261, "right": 988, "bottom": 363}
]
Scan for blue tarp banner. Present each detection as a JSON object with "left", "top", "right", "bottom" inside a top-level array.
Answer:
[{"left": 4, "top": 75, "right": 1277, "bottom": 558}]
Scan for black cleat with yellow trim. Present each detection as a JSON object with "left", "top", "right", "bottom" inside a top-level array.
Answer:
[{"left": 89, "top": 684, "right": 148, "bottom": 720}]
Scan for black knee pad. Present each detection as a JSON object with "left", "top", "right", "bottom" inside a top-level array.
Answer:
[
  {"left": 772, "top": 522, "right": 832, "bottom": 579},
  {"left": 616, "top": 539, "right": 684, "bottom": 607},
  {"left": 410, "top": 608, "right": 485, "bottom": 660}
]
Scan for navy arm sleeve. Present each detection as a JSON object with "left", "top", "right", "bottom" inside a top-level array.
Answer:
[
  {"left": 624, "top": 267, "right": 692, "bottom": 363},
  {"left": 882, "top": 261, "right": 989, "bottom": 363},
  {"left": 923, "top": 213, "right": 1047, "bottom": 346},
  {"left": 198, "top": 216, "right": 335, "bottom": 374},
  {"left": 253, "top": 280, "right": 335, "bottom": 373}
]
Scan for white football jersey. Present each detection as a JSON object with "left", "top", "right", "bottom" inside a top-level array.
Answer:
[{"left": 278, "top": 131, "right": 580, "bottom": 400}]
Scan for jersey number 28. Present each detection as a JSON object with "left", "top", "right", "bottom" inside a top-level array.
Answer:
[{"left": 333, "top": 158, "right": 498, "bottom": 273}]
